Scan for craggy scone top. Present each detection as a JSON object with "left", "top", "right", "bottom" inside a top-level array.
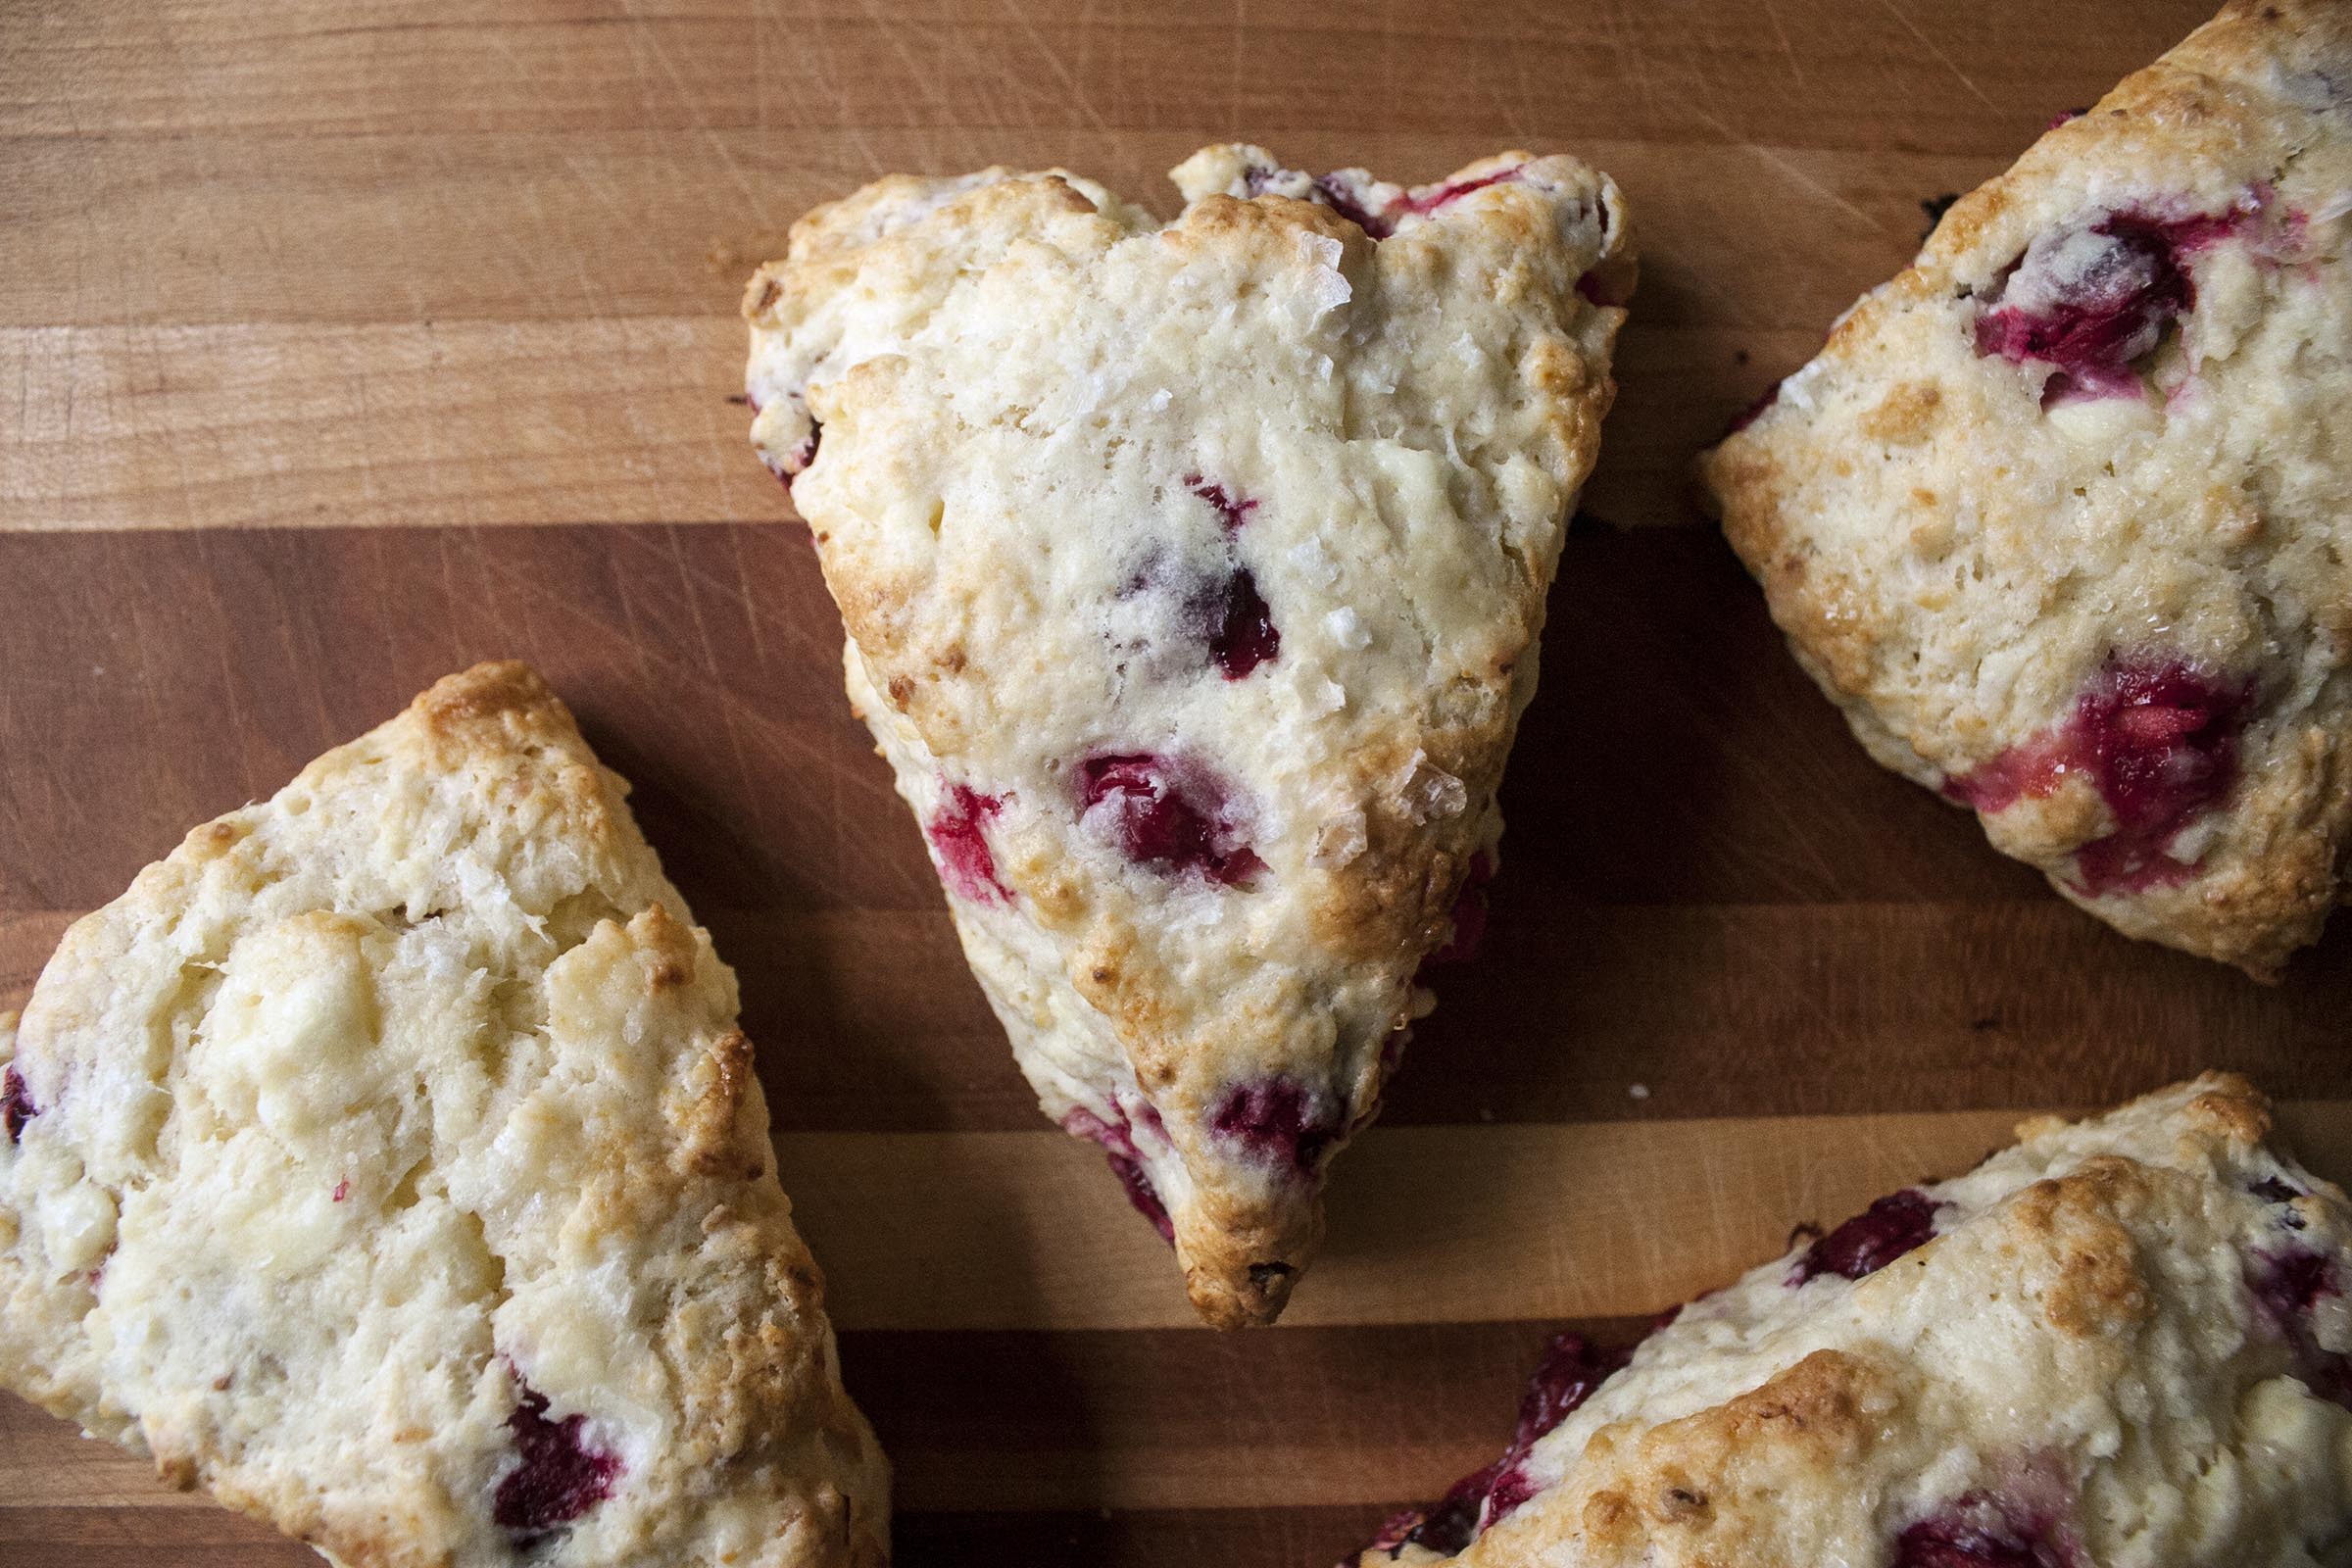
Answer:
[
  {"left": 744, "top": 145, "right": 1632, "bottom": 1327},
  {"left": 1702, "top": 0, "right": 2352, "bottom": 977},
  {"left": 1359, "top": 1073, "right": 2351, "bottom": 1567},
  {"left": 0, "top": 664, "right": 888, "bottom": 1568}
]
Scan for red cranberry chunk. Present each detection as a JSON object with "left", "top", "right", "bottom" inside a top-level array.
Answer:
[
  {"left": 1789, "top": 1189, "right": 1945, "bottom": 1285},
  {"left": 2247, "top": 1247, "right": 2352, "bottom": 1408},
  {"left": 1510, "top": 1331, "right": 1630, "bottom": 1450},
  {"left": 1726, "top": 378, "right": 1784, "bottom": 436},
  {"left": 2252, "top": 1175, "right": 2309, "bottom": 1228},
  {"left": 1183, "top": 473, "right": 1259, "bottom": 534},
  {"left": 1940, "top": 731, "right": 2074, "bottom": 814},
  {"left": 1077, "top": 754, "right": 1264, "bottom": 886},
  {"left": 494, "top": 1383, "right": 619, "bottom": 1536},
  {"left": 1206, "top": 566, "right": 1281, "bottom": 679},
  {"left": 1061, "top": 1107, "right": 1175, "bottom": 1245},
  {"left": 1429, "top": 853, "right": 1495, "bottom": 966},
  {"left": 1313, "top": 165, "right": 1525, "bottom": 241},
  {"left": 2, "top": 1066, "right": 38, "bottom": 1144},
  {"left": 1399, "top": 167, "right": 1522, "bottom": 220},
  {"left": 1208, "top": 1077, "right": 1339, "bottom": 1174},
  {"left": 1944, "top": 655, "right": 2249, "bottom": 895},
  {"left": 1895, "top": 1502, "right": 2075, "bottom": 1568},
  {"left": 1106, "top": 1151, "right": 1175, "bottom": 1243},
  {"left": 1382, "top": 1332, "right": 1634, "bottom": 1556},
  {"left": 1312, "top": 174, "right": 1395, "bottom": 238},
  {"left": 2252, "top": 1246, "right": 2340, "bottom": 1323},
  {"left": 1366, "top": 1508, "right": 1431, "bottom": 1555},
  {"left": 927, "top": 783, "right": 1013, "bottom": 905},
  {"left": 768, "top": 415, "right": 822, "bottom": 495},
  {"left": 2071, "top": 657, "right": 2250, "bottom": 893},
  {"left": 1574, "top": 270, "right": 1628, "bottom": 308},
  {"left": 1972, "top": 207, "right": 2251, "bottom": 405},
  {"left": 2082, "top": 658, "right": 2245, "bottom": 826}
]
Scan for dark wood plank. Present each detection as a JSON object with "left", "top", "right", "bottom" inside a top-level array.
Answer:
[{"left": 7, "top": 525, "right": 2349, "bottom": 1138}]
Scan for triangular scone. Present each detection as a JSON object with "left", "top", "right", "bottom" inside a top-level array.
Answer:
[
  {"left": 1357, "top": 1073, "right": 2352, "bottom": 1567},
  {"left": 0, "top": 663, "right": 888, "bottom": 1567},
  {"left": 1701, "top": 0, "right": 2352, "bottom": 978},
  {"left": 744, "top": 146, "right": 1632, "bottom": 1327}
]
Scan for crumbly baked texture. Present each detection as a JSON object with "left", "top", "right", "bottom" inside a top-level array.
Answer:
[
  {"left": 743, "top": 145, "right": 1633, "bottom": 1328},
  {"left": 1356, "top": 1073, "right": 2352, "bottom": 1568},
  {"left": 0, "top": 663, "right": 889, "bottom": 1567},
  {"left": 1699, "top": 0, "right": 2352, "bottom": 978}
]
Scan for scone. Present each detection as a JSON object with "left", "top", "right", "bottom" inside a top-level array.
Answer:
[
  {"left": 1699, "top": 0, "right": 2352, "bottom": 977},
  {"left": 743, "top": 144, "right": 1633, "bottom": 1327},
  {"left": 0, "top": 663, "right": 889, "bottom": 1567},
  {"left": 1359, "top": 1073, "right": 2351, "bottom": 1567}
]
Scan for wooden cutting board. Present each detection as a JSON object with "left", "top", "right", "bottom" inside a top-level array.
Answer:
[{"left": 5, "top": 1, "right": 2346, "bottom": 1563}]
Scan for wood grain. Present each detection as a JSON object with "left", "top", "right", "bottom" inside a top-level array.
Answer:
[
  {"left": 0, "top": 0, "right": 2221, "bottom": 533},
  {"left": 5, "top": 2, "right": 2344, "bottom": 1566}
]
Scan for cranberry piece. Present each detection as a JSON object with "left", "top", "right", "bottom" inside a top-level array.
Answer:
[
  {"left": 2, "top": 1066, "right": 38, "bottom": 1144},
  {"left": 1106, "top": 1152, "right": 1174, "bottom": 1242},
  {"left": 1574, "top": 270, "right": 1627, "bottom": 308},
  {"left": 1077, "top": 754, "right": 1264, "bottom": 887},
  {"left": 494, "top": 1381, "right": 619, "bottom": 1535},
  {"left": 1939, "top": 731, "right": 2074, "bottom": 815},
  {"left": 1973, "top": 206, "right": 2253, "bottom": 405},
  {"left": 927, "top": 783, "right": 1013, "bottom": 905},
  {"left": 1943, "top": 655, "right": 2249, "bottom": 896},
  {"left": 1206, "top": 566, "right": 1280, "bottom": 679},
  {"left": 763, "top": 410, "right": 821, "bottom": 495},
  {"left": 1312, "top": 174, "right": 1395, "bottom": 238},
  {"left": 1166, "top": 477, "right": 1280, "bottom": 677},
  {"left": 1894, "top": 1499, "right": 2074, "bottom": 1568},
  {"left": 1429, "top": 854, "right": 1495, "bottom": 966},
  {"left": 2252, "top": 1247, "right": 2340, "bottom": 1322},
  {"left": 1726, "top": 378, "right": 1784, "bottom": 435},
  {"left": 2047, "top": 107, "right": 2088, "bottom": 130},
  {"left": 1381, "top": 1332, "right": 1633, "bottom": 1555},
  {"left": 1365, "top": 1508, "right": 1429, "bottom": 1555},
  {"left": 2251, "top": 1175, "right": 2309, "bottom": 1229},
  {"left": 2247, "top": 1247, "right": 2351, "bottom": 1407},
  {"left": 1789, "top": 1189, "right": 1945, "bottom": 1285},
  {"left": 1207, "top": 1077, "right": 1339, "bottom": 1174},
  {"left": 1399, "top": 167, "right": 1520, "bottom": 219},
  {"left": 331, "top": 1179, "right": 349, "bottom": 1203},
  {"left": 1183, "top": 474, "right": 1259, "bottom": 534},
  {"left": 1306, "top": 166, "right": 1523, "bottom": 240},
  {"left": 1062, "top": 1107, "right": 1175, "bottom": 1245}
]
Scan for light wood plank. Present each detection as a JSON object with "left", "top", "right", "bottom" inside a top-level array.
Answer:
[
  {"left": 2, "top": 0, "right": 2211, "bottom": 147},
  {"left": 0, "top": 320, "right": 791, "bottom": 531}
]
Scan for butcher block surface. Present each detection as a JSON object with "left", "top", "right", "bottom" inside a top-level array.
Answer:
[{"left": 3, "top": 1, "right": 2347, "bottom": 1564}]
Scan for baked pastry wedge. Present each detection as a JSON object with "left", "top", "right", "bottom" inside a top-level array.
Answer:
[
  {"left": 1358, "top": 1073, "right": 2351, "bottom": 1567},
  {"left": 743, "top": 144, "right": 1633, "bottom": 1327},
  {"left": 1700, "top": 0, "right": 2352, "bottom": 977},
  {"left": 0, "top": 663, "right": 888, "bottom": 1567}
]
